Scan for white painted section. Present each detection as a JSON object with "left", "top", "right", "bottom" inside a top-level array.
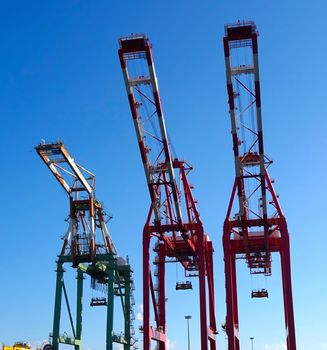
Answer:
[
  {"left": 90, "top": 216, "right": 96, "bottom": 240},
  {"left": 48, "top": 162, "right": 71, "bottom": 194},
  {"left": 100, "top": 220, "right": 117, "bottom": 255},
  {"left": 71, "top": 218, "right": 77, "bottom": 239},
  {"left": 225, "top": 57, "right": 232, "bottom": 84},
  {"left": 148, "top": 64, "right": 159, "bottom": 94},
  {"left": 129, "top": 76, "right": 151, "bottom": 86},
  {"left": 121, "top": 67, "right": 133, "bottom": 95},
  {"left": 231, "top": 65, "right": 254, "bottom": 76},
  {"left": 225, "top": 54, "right": 245, "bottom": 217},
  {"left": 64, "top": 152, "right": 93, "bottom": 194},
  {"left": 63, "top": 218, "right": 74, "bottom": 242},
  {"left": 147, "top": 62, "right": 183, "bottom": 224},
  {"left": 253, "top": 51, "right": 268, "bottom": 217}
]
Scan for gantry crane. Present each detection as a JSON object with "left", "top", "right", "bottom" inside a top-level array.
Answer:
[
  {"left": 118, "top": 35, "right": 217, "bottom": 350},
  {"left": 36, "top": 142, "right": 138, "bottom": 350},
  {"left": 222, "top": 22, "right": 296, "bottom": 349}
]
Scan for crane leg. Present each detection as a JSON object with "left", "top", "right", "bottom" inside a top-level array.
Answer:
[
  {"left": 143, "top": 231, "right": 151, "bottom": 350},
  {"left": 53, "top": 262, "right": 64, "bottom": 350},
  {"left": 106, "top": 267, "right": 115, "bottom": 350},
  {"left": 223, "top": 233, "right": 240, "bottom": 350},
  {"left": 75, "top": 269, "right": 83, "bottom": 350},
  {"left": 280, "top": 225, "right": 297, "bottom": 350}
]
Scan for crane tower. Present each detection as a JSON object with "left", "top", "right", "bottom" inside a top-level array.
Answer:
[
  {"left": 222, "top": 22, "right": 296, "bottom": 349},
  {"left": 118, "top": 35, "right": 217, "bottom": 350},
  {"left": 36, "top": 142, "right": 137, "bottom": 350}
]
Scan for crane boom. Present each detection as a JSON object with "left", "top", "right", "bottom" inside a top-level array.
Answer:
[
  {"left": 36, "top": 141, "right": 117, "bottom": 258},
  {"left": 36, "top": 142, "right": 94, "bottom": 196},
  {"left": 119, "top": 35, "right": 182, "bottom": 226},
  {"left": 224, "top": 23, "right": 268, "bottom": 220},
  {"left": 223, "top": 21, "right": 272, "bottom": 272}
]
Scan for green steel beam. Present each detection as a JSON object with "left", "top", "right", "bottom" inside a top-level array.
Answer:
[
  {"left": 75, "top": 269, "right": 84, "bottom": 350},
  {"left": 106, "top": 267, "right": 115, "bottom": 350},
  {"left": 124, "top": 270, "right": 131, "bottom": 350},
  {"left": 51, "top": 256, "right": 135, "bottom": 350},
  {"left": 52, "top": 262, "right": 65, "bottom": 350},
  {"left": 62, "top": 280, "right": 76, "bottom": 338}
]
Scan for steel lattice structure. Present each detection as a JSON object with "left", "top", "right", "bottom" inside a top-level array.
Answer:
[
  {"left": 36, "top": 142, "right": 137, "bottom": 350},
  {"left": 222, "top": 22, "right": 296, "bottom": 349},
  {"left": 119, "top": 35, "right": 217, "bottom": 350}
]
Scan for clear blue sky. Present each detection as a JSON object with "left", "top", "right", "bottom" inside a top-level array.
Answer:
[{"left": 1, "top": 1, "right": 326, "bottom": 349}]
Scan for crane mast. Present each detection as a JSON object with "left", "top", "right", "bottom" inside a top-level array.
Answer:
[
  {"left": 222, "top": 22, "right": 296, "bottom": 350},
  {"left": 119, "top": 35, "right": 217, "bottom": 350},
  {"left": 36, "top": 142, "right": 137, "bottom": 350}
]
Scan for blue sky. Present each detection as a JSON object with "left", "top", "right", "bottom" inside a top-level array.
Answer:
[{"left": 0, "top": 1, "right": 326, "bottom": 349}]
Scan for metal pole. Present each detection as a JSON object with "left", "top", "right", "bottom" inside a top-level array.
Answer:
[
  {"left": 250, "top": 337, "right": 254, "bottom": 350},
  {"left": 185, "top": 315, "right": 191, "bottom": 350}
]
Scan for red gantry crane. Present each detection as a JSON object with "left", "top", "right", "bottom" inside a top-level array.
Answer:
[
  {"left": 118, "top": 35, "right": 217, "bottom": 350},
  {"left": 222, "top": 22, "right": 296, "bottom": 349}
]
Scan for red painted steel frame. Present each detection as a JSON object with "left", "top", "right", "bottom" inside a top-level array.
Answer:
[
  {"left": 222, "top": 22, "right": 296, "bottom": 350},
  {"left": 119, "top": 35, "right": 217, "bottom": 350},
  {"left": 140, "top": 164, "right": 216, "bottom": 350}
]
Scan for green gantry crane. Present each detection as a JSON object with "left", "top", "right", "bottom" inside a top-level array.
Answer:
[{"left": 36, "top": 142, "right": 138, "bottom": 350}]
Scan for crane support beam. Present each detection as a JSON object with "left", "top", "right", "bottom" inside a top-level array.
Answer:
[{"left": 222, "top": 21, "right": 296, "bottom": 350}]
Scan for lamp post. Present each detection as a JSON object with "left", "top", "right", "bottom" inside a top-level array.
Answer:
[
  {"left": 250, "top": 337, "right": 254, "bottom": 350},
  {"left": 185, "top": 315, "right": 192, "bottom": 350}
]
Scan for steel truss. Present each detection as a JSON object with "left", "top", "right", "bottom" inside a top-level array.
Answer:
[
  {"left": 119, "top": 35, "right": 217, "bottom": 350},
  {"left": 36, "top": 142, "right": 137, "bottom": 350},
  {"left": 222, "top": 22, "right": 296, "bottom": 350}
]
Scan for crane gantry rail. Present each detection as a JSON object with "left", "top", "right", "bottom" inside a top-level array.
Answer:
[
  {"left": 36, "top": 141, "right": 137, "bottom": 350},
  {"left": 222, "top": 21, "right": 297, "bottom": 350},
  {"left": 119, "top": 35, "right": 217, "bottom": 350}
]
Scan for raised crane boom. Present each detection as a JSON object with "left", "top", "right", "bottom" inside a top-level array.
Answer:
[
  {"left": 36, "top": 141, "right": 94, "bottom": 196},
  {"left": 223, "top": 22, "right": 272, "bottom": 272},
  {"left": 36, "top": 141, "right": 117, "bottom": 261},
  {"left": 119, "top": 34, "right": 182, "bottom": 226},
  {"left": 119, "top": 35, "right": 217, "bottom": 350},
  {"left": 222, "top": 21, "right": 296, "bottom": 350}
]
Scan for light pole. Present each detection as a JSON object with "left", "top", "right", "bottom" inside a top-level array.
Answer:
[
  {"left": 250, "top": 337, "right": 254, "bottom": 350},
  {"left": 185, "top": 315, "right": 192, "bottom": 350}
]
